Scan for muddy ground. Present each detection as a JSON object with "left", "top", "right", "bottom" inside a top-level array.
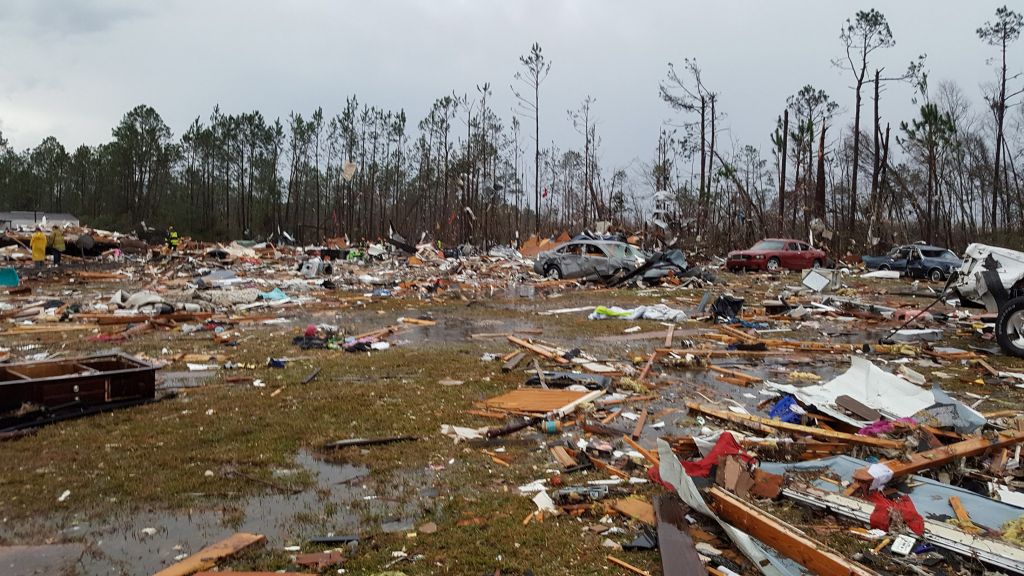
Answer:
[{"left": 2, "top": 267, "right": 1023, "bottom": 575}]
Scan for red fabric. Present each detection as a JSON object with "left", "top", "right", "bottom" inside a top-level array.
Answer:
[
  {"left": 867, "top": 491, "right": 925, "bottom": 535},
  {"left": 681, "top": 432, "right": 754, "bottom": 478},
  {"left": 647, "top": 464, "right": 674, "bottom": 489}
]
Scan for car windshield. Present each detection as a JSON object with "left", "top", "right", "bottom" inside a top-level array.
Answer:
[{"left": 751, "top": 240, "right": 785, "bottom": 251}]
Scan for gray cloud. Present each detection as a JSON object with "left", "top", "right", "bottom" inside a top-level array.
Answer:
[
  {"left": 0, "top": 0, "right": 148, "bottom": 36},
  {"left": 0, "top": 0, "right": 1013, "bottom": 172}
]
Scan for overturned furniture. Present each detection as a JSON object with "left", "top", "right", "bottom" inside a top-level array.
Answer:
[{"left": 0, "top": 353, "right": 158, "bottom": 433}]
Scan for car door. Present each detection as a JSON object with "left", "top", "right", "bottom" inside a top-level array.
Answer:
[
  {"left": 892, "top": 246, "right": 911, "bottom": 273},
  {"left": 906, "top": 247, "right": 925, "bottom": 277},
  {"left": 798, "top": 242, "right": 815, "bottom": 268},
  {"left": 557, "top": 243, "right": 583, "bottom": 277},
  {"left": 582, "top": 242, "right": 611, "bottom": 277},
  {"left": 784, "top": 242, "right": 801, "bottom": 269}
]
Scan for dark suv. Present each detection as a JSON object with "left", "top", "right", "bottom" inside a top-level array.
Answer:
[{"left": 862, "top": 244, "right": 961, "bottom": 281}]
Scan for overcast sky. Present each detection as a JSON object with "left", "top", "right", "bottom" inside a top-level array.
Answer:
[{"left": 0, "top": 0, "right": 1013, "bottom": 170}]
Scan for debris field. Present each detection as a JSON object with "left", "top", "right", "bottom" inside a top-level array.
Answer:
[{"left": 3, "top": 231, "right": 1024, "bottom": 576}]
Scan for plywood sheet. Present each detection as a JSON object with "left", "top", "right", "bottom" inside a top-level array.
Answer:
[{"left": 483, "top": 388, "right": 589, "bottom": 414}]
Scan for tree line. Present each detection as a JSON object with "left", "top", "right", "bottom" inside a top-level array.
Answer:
[{"left": 1, "top": 7, "right": 1023, "bottom": 255}]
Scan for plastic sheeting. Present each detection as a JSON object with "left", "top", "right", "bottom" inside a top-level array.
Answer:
[
  {"left": 768, "top": 356, "right": 985, "bottom": 432},
  {"left": 588, "top": 303, "right": 687, "bottom": 322}
]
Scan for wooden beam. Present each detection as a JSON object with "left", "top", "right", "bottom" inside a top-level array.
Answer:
[
  {"left": 637, "top": 351, "right": 658, "bottom": 383},
  {"left": 591, "top": 457, "right": 630, "bottom": 479},
  {"left": 622, "top": 435, "right": 659, "bottom": 467},
  {"left": 852, "top": 430, "right": 1024, "bottom": 487},
  {"left": 607, "top": 555, "right": 651, "bottom": 576},
  {"left": 707, "top": 487, "right": 879, "bottom": 576},
  {"left": 664, "top": 325, "right": 675, "bottom": 347},
  {"left": 507, "top": 335, "right": 570, "bottom": 364},
  {"left": 502, "top": 352, "right": 526, "bottom": 372},
  {"left": 597, "top": 394, "right": 658, "bottom": 407},
  {"left": 686, "top": 402, "right": 903, "bottom": 449},
  {"left": 708, "top": 364, "right": 762, "bottom": 384},
  {"left": 949, "top": 496, "right": 982, "bottom": 534},
  {"left": 631, "top": 407, "right": 648, "bottom": 441}
]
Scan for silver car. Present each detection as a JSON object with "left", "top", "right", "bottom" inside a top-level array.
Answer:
[{"left": 533, "top": 240, "right": 645, "bottom": 280}]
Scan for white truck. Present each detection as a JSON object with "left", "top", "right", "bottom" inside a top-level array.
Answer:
[{"left": 952, "top": 243, "right": 1024, "bottom": 356}]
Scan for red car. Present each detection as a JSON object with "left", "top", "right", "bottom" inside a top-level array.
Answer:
[{"left": 726, "top": 238, "right": 826, "bottom": 272}]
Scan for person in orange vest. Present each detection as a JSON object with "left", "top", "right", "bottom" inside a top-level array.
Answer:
[{"left": 30, "top": 227, "right": 47, "bottom": 268}]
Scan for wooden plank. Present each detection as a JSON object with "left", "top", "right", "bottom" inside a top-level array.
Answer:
[
  {"left": 591, "top": 458, "right": 630, "bottom": 479},
  {"left": 507, "top": 335, "right": 570, "bottom": 364},
  {"left": 949, "top": 496, "right": 982, "bottom": 534},
  {"left": 631, "top": 408, "right": 648, "bottom": 441},
  {"left": 637, "top": 352, "right": 657, "bottom": 383},
  {"left": 707, "top": 487, "right": 879, "bottom": 576},
  {"left": 607, "top": 555, "right": 651, "bottom": 576},
  {"left": 597, "top": 394, "right": 658, "bottom": 407},
  {"left": 664, "top": 325, "right": 675, "bottom": 347},
  {"left": 622, "top": 435, "right": 659, "bottom": 467},
  {"left": 612, "top": 497, "right": 656, "bottom": 525},
  {"left": 153, "top": 532, "right": 266, "bottom": 576},
  {"left": 550, "top": 446, "right": 577, "bottom": 468},
  {"left": 717, "top": 324, "right": 758, "bottom": 342},
  {"left": 686, "top": 402, "right": 903, "bottom": 449},
  {"left": 502, "top": 352, "right": 526, "bottom": 373},
  {"left": 654, "top": 494, "right": 705, "bottom": 576},
  {"left": 708, "top": 364, "right": 762, "bottom": 384},
  {"left": 851, "top": 429, "right": 1024, "bottom": 487}
]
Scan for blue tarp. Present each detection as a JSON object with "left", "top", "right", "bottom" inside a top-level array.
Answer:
[
  {"left": 0, "top": 267, "right": 18, "bottom": 287},
  {"left": 761, "top": 455, "right": 1024, "bottom": 531}
]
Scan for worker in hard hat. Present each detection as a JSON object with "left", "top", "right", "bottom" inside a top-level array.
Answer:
[{"left": 30, "top": 226, "right": 47, "bottom": 268}]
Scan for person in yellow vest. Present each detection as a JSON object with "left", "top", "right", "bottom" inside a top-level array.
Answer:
[
  {"left": 166, "top": 225, "right": 180, "bottom": 251},
  {"left": 30, "top": 227, "right": 47, "bottom": 268},
  {"left": 50, "top": 226, "right": 65, "bottom": 266}
]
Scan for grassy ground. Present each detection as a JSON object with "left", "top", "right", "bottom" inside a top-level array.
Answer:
[{"left": 2, "top": 268, "right": 1023, "bottom": 574}]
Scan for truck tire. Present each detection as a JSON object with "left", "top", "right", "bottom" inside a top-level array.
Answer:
[{"left": 996, "top": 296, "right": 1024, "bottom": 358}]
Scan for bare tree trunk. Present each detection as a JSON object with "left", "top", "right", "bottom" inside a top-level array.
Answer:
[
  {"left": 779, "top": 110, "right": 788, "bottom": 234},
  {"left": 815, "top": 118, "right": 827, "bottom": 219},
  {"left": 871, "top": 69, "right": 881, "bottom": 213},
  {"left": 850, "top": 76, "right": 863, "bottom": 242}
]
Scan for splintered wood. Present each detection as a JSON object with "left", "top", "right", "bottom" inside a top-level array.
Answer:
[{"left": 153, "top": 532, "right": 266, "bottom": 576}]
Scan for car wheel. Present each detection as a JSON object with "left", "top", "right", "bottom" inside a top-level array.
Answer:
[
  {"left": 928, "top": 268, "right": 944, "bottom": 282},
  {"left": 544, "top": 265, "right": 563, "bottom": 280},
  {"left": 812, "top": 259, "right": 822, "bottom": 269},
  {"left": 879, "top": 264, "right": 890, "bottom": 271},
  {"left": 766, "top": 257, "right": 780, "bottom": 272},
  {"left": 996, "top": 296, "right": 1024, "bottom": 358}
]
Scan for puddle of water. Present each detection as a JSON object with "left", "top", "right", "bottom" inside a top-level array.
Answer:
[
  {"left": 0, "top": 543, "right": 84, "bottom": 576},
  {"left": 1, "top": 450, "right": 435, "bottom": 576}
]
